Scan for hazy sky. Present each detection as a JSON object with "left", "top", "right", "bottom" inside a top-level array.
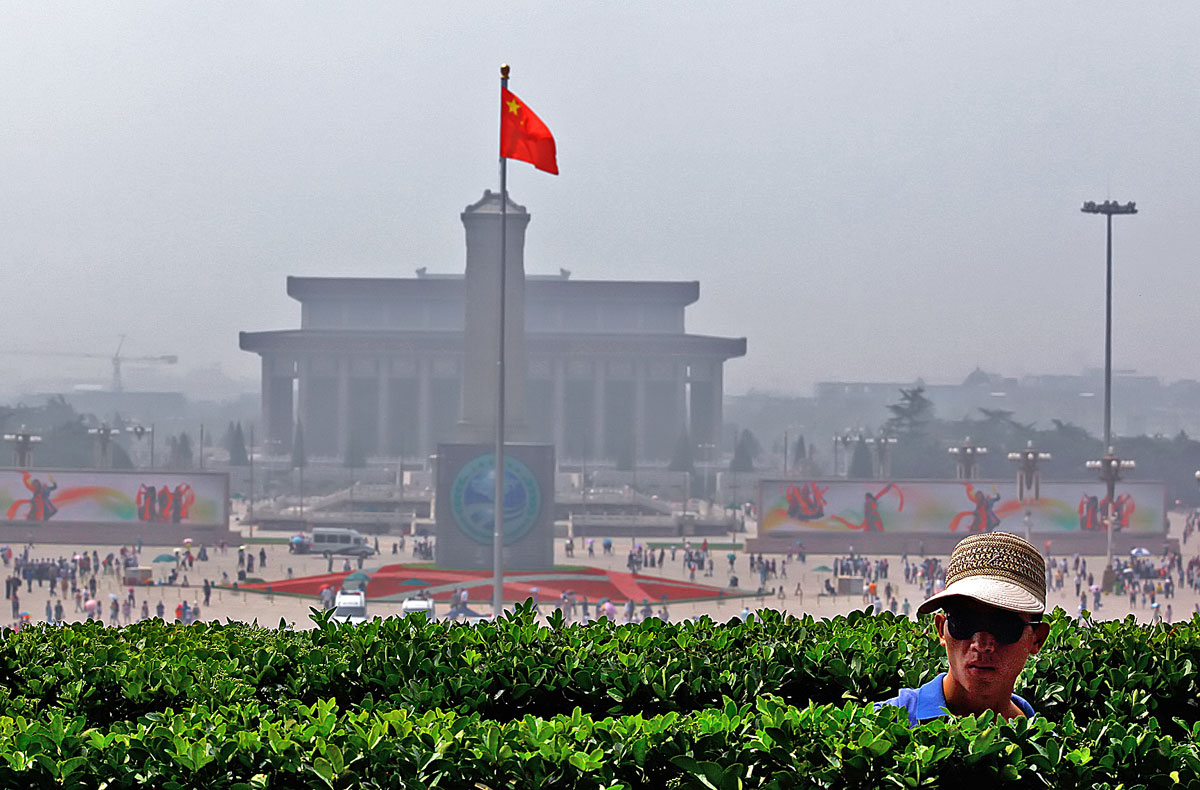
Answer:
[{"left": 2, "top": 4, "right": 1198, "bottom": 397}]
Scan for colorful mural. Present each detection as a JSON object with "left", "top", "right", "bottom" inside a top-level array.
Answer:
[
  {"left": 0, "top": 469, "right": 228, "bottom": 526},
  {"left": 760, "top": 479, "right": 1166, "bottom": 536}
]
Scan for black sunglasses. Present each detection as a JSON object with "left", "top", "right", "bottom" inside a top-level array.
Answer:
[{"left": 945, "top": 608, "right": 1040, "bottom": 645}]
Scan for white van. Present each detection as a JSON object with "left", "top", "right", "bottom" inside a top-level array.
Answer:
[
  {"left": 401, "top": 598, "right": 436, "bottom": 620},
  {"left": 309, "top": 527, "right": 376, "bottom": 558},
  {"left": 332, "top": 589, "right": 368, "bottom": 625}
]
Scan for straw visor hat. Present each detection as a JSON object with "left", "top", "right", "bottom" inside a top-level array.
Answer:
[{"left": 917, "top": 532, "right": 1046, "bottom": 616}]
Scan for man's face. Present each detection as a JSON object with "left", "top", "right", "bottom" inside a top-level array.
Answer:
[{"left": 934, "top": 599, "right": 1049, "bottom": 696}]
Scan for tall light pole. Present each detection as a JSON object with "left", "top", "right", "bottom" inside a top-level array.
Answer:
[
  {"left": 88, "top": 423, "right": 121, "bottom": 469},
  {"left": 127, "top": 423, "right": 155, "bottom": 468},
  {"left": 1081, "top": 200, "right": 1137, "bottom": 451},
  {"left": 866, "top": 432, "right": 897, "bottom": 479},
  {"left": 833, "top": 430, "right": 857, "bottom": 477},
  {"left": 948, "top": 437, "right": 987, "bottom": 480},
  {"left": 1008, "top": 441, "right": 1051, "bottom": 542},
  {"left": 4, "top": 426, "right": 42, "bottom": 467},
  {"left": 1087, "top": 447, "right": 1136, "bottom": 575}
]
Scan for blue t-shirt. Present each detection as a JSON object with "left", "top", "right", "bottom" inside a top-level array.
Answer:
[{"left": 876, "top": 673, "right": 1035, "bottom": 727}]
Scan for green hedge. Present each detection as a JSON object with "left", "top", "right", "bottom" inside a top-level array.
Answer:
[
  {"left": 2, "top": 608, "right": 1198, "bottom": 728},
  {"left": 0, "top": 694, "right": 1197, "bottom": 788},
  {"left": 0, "top": 608, "right": 1197, "bottom": 787}
]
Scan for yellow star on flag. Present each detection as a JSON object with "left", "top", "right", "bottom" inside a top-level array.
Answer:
[{"left": 505, "top": 98, "right": 521, "bottom": 115}]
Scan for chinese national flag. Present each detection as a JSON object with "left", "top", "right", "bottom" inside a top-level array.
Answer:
[{"left": 500, "top": 87, "right": 558, "bottom": 175}]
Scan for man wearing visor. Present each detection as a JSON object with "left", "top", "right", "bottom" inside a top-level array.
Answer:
[{"left": 878, "top": 532, "right": 1050, "bottom": 727}]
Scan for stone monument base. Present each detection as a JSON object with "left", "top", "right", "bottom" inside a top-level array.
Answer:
[{"left": 435, "top": 443, "right": 555, "bottom": 570}]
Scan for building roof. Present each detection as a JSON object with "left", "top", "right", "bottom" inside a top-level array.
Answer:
[
  {"left": 239, "top": 329, "right": 746, "bottom": 359},
  {"left": 286, "top": 276, "right": 700, "bottom": 305}
]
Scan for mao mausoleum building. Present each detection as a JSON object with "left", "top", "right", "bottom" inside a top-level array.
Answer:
[{"left": 239, "top": 192, "right": 746, "bottom": 465}]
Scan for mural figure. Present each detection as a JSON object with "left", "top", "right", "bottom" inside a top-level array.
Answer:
[
  {"left": 785, "top": 482, "right": 828, "bottom": 521},
  {"left": 169, "top": 483, "right": 194, "bottom": 523},
  {"left": 830, "top": 483, "right": 903, "bottom": 531},
  {"left": 948, "top": 484, "right": 1004, "bottom": 533},
  {"left": 157, "top": 486, "right": 171, "bottom": 521},
  {"left": 1078, "top": 494, "right": 1103, "bottom": 531},
  {"left": 137, "top": 484, "right": 159, "bottom": 522},
  {"left": 23, "top": 474, "right": 58, "bottom": 521},
  {"left": 969, "top": 487, "right": 1002, "bottom": 533}
]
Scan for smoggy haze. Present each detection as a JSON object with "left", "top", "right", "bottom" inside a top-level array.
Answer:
[{"left": 1, "top": 4, "right": 1197, "bottom": 396}]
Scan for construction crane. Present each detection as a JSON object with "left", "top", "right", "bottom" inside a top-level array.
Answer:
[{"left": 0, "top": 335, "right": 178, "bottom": 392}]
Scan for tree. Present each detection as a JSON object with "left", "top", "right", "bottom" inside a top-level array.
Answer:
[
  {"left": 792, "top": 435, "right": 807, "bottom": 466},
  {"left": 885, "top": 387, "right": 934, "bottom": 436},
  {"left": 848, "top": 436, "right": 874, "bottom": 479},
  {"left": 886, "top": 387, "right": 940, "bottom": 478},
  {"left": 730, "top": 429, "right": 760, "bottom": 472},
  {"left": 227, "top": 422, "right": 250, "bottom": 467},
  {"left": 668, "top": 428, "right": 695, "bottom": 473},
  {"left": 168, "top": 433, "right": 194, "bottom": 469}
]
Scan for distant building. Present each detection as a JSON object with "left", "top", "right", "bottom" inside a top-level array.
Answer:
[{"left": 239, "top": 192, "right": 746, "bottom": 462}]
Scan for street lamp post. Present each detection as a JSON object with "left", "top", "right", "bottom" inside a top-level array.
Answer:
[
  {"left": 88, "top": 423, "right": 122, "bottom": 469},
  {"left": 948, "top": 437, "right": 987, "bottom": 480},
  {"left": 865, "top": 432, "right": 897, "bottom": 479},
  {"left": 833, "top": 430, "right": 857, "bottom": 477},
  {"left": 1081, "top": 200, "right": 1137, "bottom": 451},
  {"left": 1086, "top": 447, "right": 1136, "bottom": 575},
  {"left": 3, "top": 426, "right": 42, "bottom": 467},
  {"left": 1008, "top": 440, "right": 1051, "bottom": 542},
  {"left": 126, "top": 423, "right": 155, "bottom": 468}
]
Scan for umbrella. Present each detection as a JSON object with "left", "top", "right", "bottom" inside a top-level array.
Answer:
[
  {"left": 1131, "top": 548, "right": 1152, "bottom": 557},
  {"left": 1090, "top": 584, "right": 1101, "bottom": 592},
  {"left": 153, "top": 554, "right": 176, "bottom": 563},
  {"left": 345, "top": 571, "right": 371, "bottom": 582},
  {"left": 812, "top": 565, "right": 834, "bottom": 573},
  {"left": 84, "top": 600, "right": 97, "bottom": 612},
  {"left": 1151, "top": 602, "right": 1161, "bottom": 609}
]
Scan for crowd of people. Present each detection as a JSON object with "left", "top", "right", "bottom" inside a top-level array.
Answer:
[{"left": 1, "top": 541, "right": 235, "bottom": 630}]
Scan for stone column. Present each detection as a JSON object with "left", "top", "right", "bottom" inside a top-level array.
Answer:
[
  {"left": 711, "top": 360, "right": 724, "bottom": 451},
  {"left": 260, "top": 355, "right": 274, "bottom": 447},
  {"left": 377, "top": 362, "right": 391, "bottom": 458},
  {"left": 418, "top": 357, "right": 432, "bottom": 457},
  {"left": 337, "top": 356, "right": 351, "bottom": 458},
  {"left": 592, "top": 359, "right": 606, "bottom": 460},
  {"left": 633, "top": 360, "right": 647, "bottom": 463},
  {"left": 552, "top": 358, "right": 566, "bottom": 457}
]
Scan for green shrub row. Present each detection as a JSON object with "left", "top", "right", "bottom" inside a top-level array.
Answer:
[
  {"left": 0, "top": 695, "right": 1197, "bottom": 789},
  {"left": 1, "top": 608, "right": 1197, "bottom": 730}
]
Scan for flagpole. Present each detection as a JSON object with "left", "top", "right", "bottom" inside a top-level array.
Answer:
[{"left": 493, "top": 63, "right": 511, "bottom": 618}]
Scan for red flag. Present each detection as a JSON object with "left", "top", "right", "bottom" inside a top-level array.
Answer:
[{"left": 500, "top": 87, "right": 558, "bottom": 175}]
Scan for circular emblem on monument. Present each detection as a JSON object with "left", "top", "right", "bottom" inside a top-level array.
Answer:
[{"left": 450, "top": 453, "right": 542, "bottom": 546}]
